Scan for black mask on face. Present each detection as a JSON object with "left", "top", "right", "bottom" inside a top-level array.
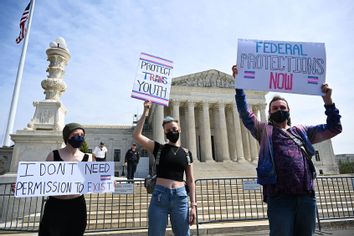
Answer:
[
  {"left": 165, "top": 131, "right": 179, "bottom": 143},
  {"left": 67, "top": 136, "right": 85, "bottom": 148},
  {"left": 270, "top": 110, "right": 290, "bottom": 123}
]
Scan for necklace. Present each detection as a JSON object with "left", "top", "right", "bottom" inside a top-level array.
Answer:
[{"left": 171, "top": 147, "right": 180, "bottom": 155}]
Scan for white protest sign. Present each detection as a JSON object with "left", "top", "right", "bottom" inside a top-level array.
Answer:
[
  {"left": 15, "top": 161, "right": 115, "bottom": 197},
  {"left": 242, "top": 180, "right": 261, "bottom": 191},
  {"left": 115, "top": 183, "right": 134, "bottom": 194},
  {"left": 236, "top": 39, "right": 326, "bottom": 95},
  {"left": 131, "top": 52, "right": 173, "bottom": 106}
]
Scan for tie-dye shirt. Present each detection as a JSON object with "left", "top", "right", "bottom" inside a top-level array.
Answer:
[{"left": 264, "top": 127, "right": 314, "bottom": 198}]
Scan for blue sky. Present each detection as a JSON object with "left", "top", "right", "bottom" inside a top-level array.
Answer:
[{"left": 1, "top": 0, "right": 353, "bottom": 154}]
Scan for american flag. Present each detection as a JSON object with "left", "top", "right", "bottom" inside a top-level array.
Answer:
[{"left": 16, "top": 1, "right": 32, "bottom": 44}]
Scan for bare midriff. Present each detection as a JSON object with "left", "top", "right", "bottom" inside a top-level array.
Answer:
[{"left": 156, "top": 177, "right": 185, "bottom": 189}]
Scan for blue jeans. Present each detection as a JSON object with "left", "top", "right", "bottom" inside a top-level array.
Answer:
[
  {"left": 267, "top": 195, "right": 316, "bottom": 236},
  {"left": 148, "top": 185, "right": 190, "bottom": 236}
]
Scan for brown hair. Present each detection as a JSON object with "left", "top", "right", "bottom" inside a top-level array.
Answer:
[
  {"left": 162, "top": 116, "right": 179, "bottom": 127},
  {"left": 62, "top": 123, "right": 85, "bottom": 144}
]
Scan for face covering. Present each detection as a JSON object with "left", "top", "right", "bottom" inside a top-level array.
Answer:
[
  {"left": 165, "top": 131, "right": 179, "bottom": 143},
  {"left": 68, "top": 135, "right": 85, "bottom": 148},
  {"left": 270, "top": 110, "right": 290, "bottom": 123}
]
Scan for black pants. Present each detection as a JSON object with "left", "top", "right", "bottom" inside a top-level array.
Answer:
[
  {"left": 39, "top": 195, "right": 87, "bottom": 236},
  {"left": 127, "top": 162, "right": 137, "bottom": 180}
]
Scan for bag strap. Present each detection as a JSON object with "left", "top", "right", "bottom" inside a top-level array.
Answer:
[
  {"left": 282, "top": 128, "right": 317, "bottom": 179},
  {"left": 182, "top": 147, "right": 191, "bottom": 165},
  {"left": 152, "top": 144, "right": 163, "bottom": 175},
  {"left": 282, "top": 129, "right": 312, "bottom": 161},
  {"left": 156, "top": 146, "right": 162, "bottom": 165}
]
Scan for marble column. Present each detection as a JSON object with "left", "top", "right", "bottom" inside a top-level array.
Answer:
[
  {"left": 186, "top": 101, "right": 197, "bottom": 161},
  {"left": 215, "top": 102, "right": 230, "bottom": 161},
  {"left": 153, "top": 105, "right": 164, "bottom": 143},
  {"left": 171, "top": 100, "right": 181, "bottom": 146},
  {"left": 199, "top": 101, "right": 213, "bottom": 162},
  {"left": 259, "top": 104, "right": 268, "bottom": 122},
  {"left": 249, "top": 135, "right": 259, "bottom": 162},
  {"left": 225, "top": 105, "right": 237, "bottom": 161},
  {"left": 240, "top": 123, "right": 251, "bottom": 162},
  {"left": 232, "top": 103, "right": 245, "bottom": 161},
  {"left": 254, "top": 105, "right": 261, "bottom": 120},
  {"left": 249, "top": 105, "right": 259, "bottom": 162}
]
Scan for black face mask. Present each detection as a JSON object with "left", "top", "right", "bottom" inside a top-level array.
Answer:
[
  {"left": 270, "top": 110, "right": 290, "bottom": 123},
  {"left": 165, "top": 131, "right": 179, "bottom": 143},
  {"left": 67, "top": 136, "right": 85, "bottom": 148}
]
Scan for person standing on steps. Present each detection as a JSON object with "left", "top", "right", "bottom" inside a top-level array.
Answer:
[
  {"left": 124, "top": 143, "right": 140, "bottom": 181},
  {"left": 133, "top": 101, "right": 197, "bottom": 236},
  {"left": 233, "top": 65, "right": 342, "bottom": 236}
]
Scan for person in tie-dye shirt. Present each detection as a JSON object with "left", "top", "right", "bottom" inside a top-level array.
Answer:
[{"left": 232, "top": 65, "right": 342, "bottom": 236}]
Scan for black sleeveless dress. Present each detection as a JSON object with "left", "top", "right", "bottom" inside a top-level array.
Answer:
[{"left": 38, "top": 150, "right": 89, "bottom": 236}]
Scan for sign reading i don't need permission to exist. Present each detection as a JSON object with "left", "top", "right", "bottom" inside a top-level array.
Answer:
[
  {"left": 236, "top": 39, "right": 326, "bottom": 95},
  {"left": 15, "top": 162, "right": 115, "bottom": 197},
  {"left": 131, "top": 52, "right": 173, "bottom": 106}
]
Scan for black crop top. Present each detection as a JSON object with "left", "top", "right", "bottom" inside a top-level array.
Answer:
[
  {"left": 153, "top": 141, "right": 193, "bottom": 182},
  {"left": 53, "top": 150, "right": 89, "bottom": 162}
]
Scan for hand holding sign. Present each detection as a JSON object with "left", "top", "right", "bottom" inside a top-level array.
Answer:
[
  {"left": 144, "top": 100, "right": 152, "bottom": 117},
  {"left": 232, "top": 65, "right": 238, "bottom": 79},
  {"left": 321, "top": 83, "right": 333, "bottom": 105},
  {"left": 11, "top": 183, "right": 16, "bottom": 193}
]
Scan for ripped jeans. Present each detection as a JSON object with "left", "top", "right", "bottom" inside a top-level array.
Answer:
[{"left": 148, "top": 184, "right": 190, "bottom": 236}]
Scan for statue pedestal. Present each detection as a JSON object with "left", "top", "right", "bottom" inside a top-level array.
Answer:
[
  {"left": 9, "top": 99, "right": 67, "bottom": 172},
  {"left": 26, "top": 100, "right": 67, "bottom": 131},
  {"left": 9, "top": 130, "right": 63, "bottom": 172},
  {"left": 8, "top": 38, "right": 72, "bottom": 173}
]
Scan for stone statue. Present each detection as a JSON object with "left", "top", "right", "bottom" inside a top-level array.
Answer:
[
  {"left": 26, "top": 37, "right": 70, "bottom": 131},
  {"left": 41, "top": 37, "right": 71, "bottom": 101}
]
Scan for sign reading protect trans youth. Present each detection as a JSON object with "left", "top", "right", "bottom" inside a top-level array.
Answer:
[
  {"left": 131, "top": 52, "right": 173, "bottom": 106},
  {"left": 236, "top": 39, "right": 326, "bottom": 95},
  {"left": 15, "top": 162, "right": 115, "bottom": 197}
]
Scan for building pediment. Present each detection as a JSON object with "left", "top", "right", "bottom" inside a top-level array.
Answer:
[{"left": 172, "top": 69, "right": 235, "bottom": 88}]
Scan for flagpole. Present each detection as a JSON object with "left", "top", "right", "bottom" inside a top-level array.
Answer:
[{"left": 3, "top": 0, "right": 36, "bottom": 147}]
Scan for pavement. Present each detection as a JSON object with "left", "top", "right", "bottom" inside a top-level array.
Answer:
[{"left": 1, "top": 219, "right": 354, "bottom": 235}]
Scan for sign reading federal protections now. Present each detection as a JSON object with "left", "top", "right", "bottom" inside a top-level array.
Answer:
[
  {"left": 15, "top": 161, "right": 115, "bottom": 197},
  {"left": 236, "top": 39, "right": 326, "bottom": 96}
]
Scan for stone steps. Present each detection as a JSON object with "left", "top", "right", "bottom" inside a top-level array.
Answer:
[
  {"left": 193, "top": 161, "right": 257, "bottom": 179},
  {"left": 3, "top": 174, "right": 353, "bottom": 232}
]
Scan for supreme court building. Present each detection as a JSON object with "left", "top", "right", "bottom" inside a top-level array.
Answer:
[
  {"left": 149, "top": 69, "right": 264, "bottom": 163},
  {"left": 3, "top": 69, "right": 338, "bottom": 177},
  {"left": 82, "top": 69, "right": 338, "bottom": 177}
]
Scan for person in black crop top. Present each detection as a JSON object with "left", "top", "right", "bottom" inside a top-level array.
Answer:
[
  {"left": 133, "top": 101, "right": 197, "bottom": 236},
  {"left": 38, "top": 122, "right": 94, "bottom": 236}
]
